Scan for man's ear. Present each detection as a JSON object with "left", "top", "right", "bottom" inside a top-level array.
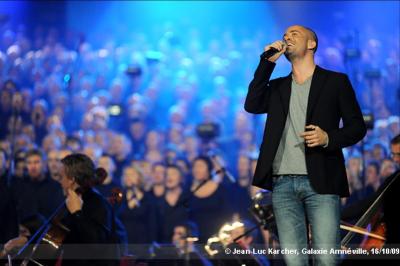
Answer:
[
  {"left": 308, "top": 39, "right": 317, "bottom": 51},
  {"left": 307, "top": 40, "right": 317, "bottom": 50}
]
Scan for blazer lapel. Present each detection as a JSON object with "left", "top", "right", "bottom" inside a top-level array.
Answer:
[
  {"left": 306, "top": 66, "right": 328, "bottom": 124},
  {"left": 279, "top": 74, "right": 292, "bottom": 117}
]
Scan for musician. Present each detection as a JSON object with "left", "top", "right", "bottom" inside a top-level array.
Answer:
[
  {"left": 385, "top": 134, "right": 400, "bottom": 245},
  {"left": 342, "top": 134, "right": 400, "bottom": 245},
  {"left": 59, "top": 153, "right": 120, "bottom": 266},
  {"left": 171, "top": 222, "right": 212, "bottom": 266},
  {"left": 0, "top": 214, "right": 45, "bottom": 259},
  {"left": 245, "top": 25, "right": 366, "bottom": 265},
  {"left": 223, "top": 220, "right": 270, "bottom": 266}
]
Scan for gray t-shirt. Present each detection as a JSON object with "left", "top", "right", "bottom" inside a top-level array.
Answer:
[{"left": 272, "top": 75, "right": 312, "bottom": 175}]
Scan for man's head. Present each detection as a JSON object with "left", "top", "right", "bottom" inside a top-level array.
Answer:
[
  {"left": 65, "top": 136, "right": 82, "bottom": 153},
  {"left": 283, "top": 25, "right": 318, "bottom": 61},
  {"left": 98, "top": 154, "right": 116, "bottom": 178},
  {"left": 47, "top": 149, "right": 59, "bottom": 179},
  {"left": 151, "top": 162, "right": 166, "bottom": 185},
  {"left": 390, "top": 134, "right": 400, "bottom": 166},
  {"left": 26, "top": 149, "right": 46, "bottom": 181},
  {"left": 172, "top": 221, "right": 199, "bottom": 250},
  {"left": 60, "top": 153, "right": 106, "bottom": 192}
]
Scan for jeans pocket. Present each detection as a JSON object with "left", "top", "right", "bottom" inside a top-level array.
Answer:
[{"left": 272, "top": 176, "right": 286, "bottom": 191}]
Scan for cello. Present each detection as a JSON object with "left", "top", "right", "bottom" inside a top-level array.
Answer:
[
  {"left": 341, "top": 171, "right": 400, "bottom": 250},
  {"left": 13, "top": 187, "right": 123, "bottom": 266}
]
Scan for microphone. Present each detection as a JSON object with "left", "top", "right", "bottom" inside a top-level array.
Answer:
[{"left": 260, "top": 44, "right": 286, "bottom": 60}]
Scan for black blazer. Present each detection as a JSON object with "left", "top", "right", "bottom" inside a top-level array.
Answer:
[{"left": 244, "top": 60, "right": 366, "bottom": 197}]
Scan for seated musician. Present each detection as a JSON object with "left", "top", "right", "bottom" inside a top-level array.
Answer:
[
  {"left": 59, "top": 153, "right": 121, "bottom": 266},
  {"left": 221, "top": 220, "right": 270, "bottom": 266},
  {"left": 341, "top": 135, "right": 400, "bottom": 265},
  {"left": 150, "top": 221, "right": 212, "bottom": 266},
  {"left": 341, "top": 135, "right": 400, "bottom": 245},
  {"left": 0, "top": 214, "right": 45, "bottom": 259}
]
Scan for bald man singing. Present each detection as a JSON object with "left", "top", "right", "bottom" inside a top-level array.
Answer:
[{"left": 245, "top": 25, "right": 366, "bottom": 265}]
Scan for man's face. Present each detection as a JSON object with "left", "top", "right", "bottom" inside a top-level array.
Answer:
[
  {"left": 98, "top": 156, "right": 114, "bottom": 176},
  {"left": 26, "top": 155, "right": 44, "bottom": 180},
  {"left": 283, "top": 25, "right": 315, "bottom": 60},
  {"left": 66, "top": 140, "right": 81, "bottom": 152},
  {"left": 47, "top": 150, "right": 59, "bottom": 175},
  {"left": 152, "top": 165, "right": 165, "bottom": 184},
  {"left": 59, "top": 164, "right": 75, "bottom": 192},
  {"left": 130, "top": 122, "right": 145, "bottom": 139},
  {"left": 172, "top": 226, "right": 187, "bottom": 248},
  {"left": 391, "top": 143, "right": 400, "bottom": 165}
]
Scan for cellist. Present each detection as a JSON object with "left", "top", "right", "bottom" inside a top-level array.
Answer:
[
  {"left": 341, "top": 134, "right": 400, "bottom": 264},
  {"left": 58, "top": 153, "right": 120, "bottom": 266}
]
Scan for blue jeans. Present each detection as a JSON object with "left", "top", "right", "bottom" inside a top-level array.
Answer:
[{"left": 272, "top": 175, "right": 340, "bottom": 266}]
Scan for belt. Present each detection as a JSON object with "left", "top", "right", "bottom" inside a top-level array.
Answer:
[{"left": 272, "top": 174, "right": 307, "bottom": 177}]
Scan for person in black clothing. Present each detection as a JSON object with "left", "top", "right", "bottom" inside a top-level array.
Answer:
[
  {"left": 96, "top": 153, "right": 129, "bottom": 255},
  {"left": 0, "top": 214, "right": 45, "bottom": 260},
  {"left": 96, "top": 154, "right": 120, "bottom": 198},
  {"left": 383, "top": 135, "right": 400, "bottom": 245},
  {"left": 150, "top": 162, "right": 166, "bottom": 199},
  {"left": 0, "top": 85, "right": 13, "bottom": 140},
  {"left": 0, "top": 148, "right": 18, "bottom": 245},
  {"left": 118, "top": 165, "right": 157, "bottom": 259},
  {"left": 341, "top": 135, "right": 400, "bottom": 265},
  {"left": 245, "top": 25, "right": 366, "bottom": 265},
  {"left": 0, "top": 82, "right": 30, "bottom": 140},
  {"left": 171, "top": 221, "right": 212, "bottom": 266},
  {"left": 157, "top": 164, "right": 189, "bottom": 243},
  {"left": 59, "top": 153, "right": 120, "bottom": 266},
  {"left": 188, "top": 156, "right": 233, "bottom": 243},
  {"left": 31, "top": 100, "right": 49, "bottom": 145},
  {"left": 231, "top": 153, "right": 254, "bottom": 222},
  {"left": 127, "top": 118, "right": 147, "bottom": 158},
  {"left": 11, "top": 148, "right": 64, "bottom": 220},
  {"left": 342, "top": 135, "right": 400, "bottom": 244}
]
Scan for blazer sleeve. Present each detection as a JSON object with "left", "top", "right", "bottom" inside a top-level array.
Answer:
[
  {"left": 326, "top": 74, "right": 367, "bottom": 151},
  {"left": 244, "top": 60, "right": 276, "bottom": 114}
]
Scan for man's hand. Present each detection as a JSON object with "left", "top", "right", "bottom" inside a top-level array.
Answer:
[
  {"left": 66, "top": 188, "right": 83, "bottom": 214},
  {"left": 300, "top": 125, "right": 329, "bottom": 148},
  {"left": 4, "top": 236, "right": 28, "bottom": 253},
  {"left": 264, "top": 40, "right": 287, "bottom": 63}
]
